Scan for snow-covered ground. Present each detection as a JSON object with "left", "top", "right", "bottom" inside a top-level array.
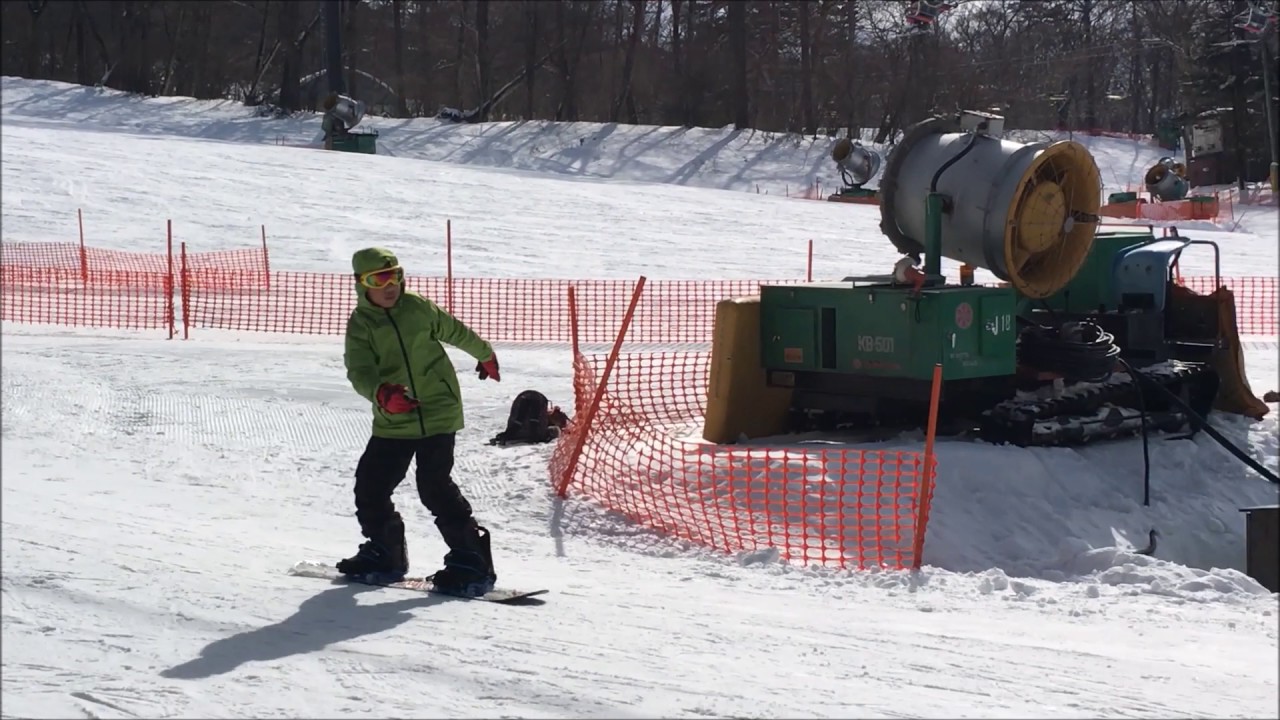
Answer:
[{"left": 3, "top": 77, "right": 1278, "bottom": 718}]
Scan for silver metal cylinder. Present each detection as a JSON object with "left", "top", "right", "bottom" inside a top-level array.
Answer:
[
  {"left": 1145, "top": 158, "right": 1189, "bottom": 201},
  {"left": 889, "top": 132, "right": 1042, "bottom": 274},
  {"left": 879, "top": 114, "right": 1103, "bottom": 298},
  {"left": 329, "top": 95, "right": 366, "bottom": 129}
]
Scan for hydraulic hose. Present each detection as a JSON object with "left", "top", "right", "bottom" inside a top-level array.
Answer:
[
  {"left": 1117, "top": 358, "right": 1153, "bottom": 506},
  {"left": 1133, "top": 370, "right": 1280, "bottom": 484},
  {"left": 1017, "top": 321, "right": 1121, "bottom": 383},
  {"left": 929, "top": 128, "right": 981, "bottom": 194}
]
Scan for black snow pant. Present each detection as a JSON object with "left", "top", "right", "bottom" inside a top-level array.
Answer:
[{"left": 353, "top": 433, "right": 478, "bottom": 556}]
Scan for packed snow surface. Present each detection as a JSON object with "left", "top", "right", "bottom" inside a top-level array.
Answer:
[{"left": 2, "top": 77, "right": 1277, "bottom": 718}]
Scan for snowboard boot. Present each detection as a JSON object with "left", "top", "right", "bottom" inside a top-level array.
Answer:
[
  {"left": 429, "top": 521, "right": 496, "bottom": 597},
  {"left": 337, "top": 513, "right": 409, "bottom": 581}
]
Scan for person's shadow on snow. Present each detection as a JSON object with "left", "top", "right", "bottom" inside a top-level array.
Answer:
[{"left": 160, "top": 582, "right": 445, "bottom": 680}]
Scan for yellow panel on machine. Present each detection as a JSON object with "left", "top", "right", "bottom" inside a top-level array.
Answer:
[
  {"left": 702, "top": 296, "right": 793, "bottom": 444},
  {"left": 999, "top": 141, "right": 1101, "bottom": 298}
]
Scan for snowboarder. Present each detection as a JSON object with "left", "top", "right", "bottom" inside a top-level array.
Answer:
[{"left": 338, "top": 247, "right": 503, "bottom": 597}]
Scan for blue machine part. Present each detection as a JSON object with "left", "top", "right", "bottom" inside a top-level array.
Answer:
[{"left": 1110, "top": 238, "right": 1192, "bottom": 311}]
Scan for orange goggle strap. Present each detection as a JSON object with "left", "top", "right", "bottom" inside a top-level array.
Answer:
[{"left": 357, "top": 266, "right": 404, "bottom": 288}]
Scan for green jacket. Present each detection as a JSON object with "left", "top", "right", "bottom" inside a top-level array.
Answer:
[{"left": 344, "top": 248, "right": 494, "bottom": 439}]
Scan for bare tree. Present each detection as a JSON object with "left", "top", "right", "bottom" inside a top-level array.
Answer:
[{"left": 1, "top": 0, "right": 1259, "bottom": 163}]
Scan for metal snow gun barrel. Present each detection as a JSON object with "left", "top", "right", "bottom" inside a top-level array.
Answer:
[
  {"left": 827, "top": 138, "right": 882, "bottom": 203},
  {"left": 831, "top": 138, "right": 881, "bottom": 188},
  {"left": 323, "top": 93, "right": 378, "bottom": 155},
  {"left": 1144, "top": 157, "right": 1190, "bottom": 201},
  {"left": 878, "top": 111, "right": 1103, "bottom": 299},
  {"left": 325, "top": 93, "right": 367, "bottom": 130}
]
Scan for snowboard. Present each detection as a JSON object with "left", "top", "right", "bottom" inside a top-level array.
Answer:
[{"left": 288, "top": 561, "right": 548, "bottom": 604}]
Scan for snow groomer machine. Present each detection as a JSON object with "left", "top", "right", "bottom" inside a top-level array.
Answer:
[{"left": 705, "top": 110, "right": 1268, "bottom": 448}]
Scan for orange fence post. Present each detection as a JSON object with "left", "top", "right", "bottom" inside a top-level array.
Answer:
[
  {"left": 554, "top": 276, "right": 648, "bottom": 499},
  {"left": 77, "top": 208, "right": 88, "bottom": 287},
  {"left": 261, "top": 224, "right": 270, "bottom": 290},
  {"left": 912, "top": 362, "right": 943, "bottom": 570},
  {"left": 180, "top": 241, "right": 190, "bottom": 340},
  {"left": 806, "top": 239, "right": 813, "bottom": 282},
  {"left": 167, "top": 220, "right": 175, "bottom": 339},
  {"left": 568, "top": 284, "right": 580, "bottom": 359},
  {"left": 446, "top": 219, "right": 454, "bottom": 313}
]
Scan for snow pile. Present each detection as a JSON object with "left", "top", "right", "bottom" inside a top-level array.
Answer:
[{"left": 906, "top": 422, "right": 1278, "bottom": 594}]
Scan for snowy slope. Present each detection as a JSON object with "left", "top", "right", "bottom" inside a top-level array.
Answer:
[
  {"left": 2, "top": 77, "right": 1278, "bottom": 718},
  {"left": 0, "top": 76, "right": 1190, "bottom": 196},
  {"left": 3, "top": 328, "right": 1276, "bottom": 719},
  {"left": 3, "top": 76, "right": 1275, "bottom": 284}
]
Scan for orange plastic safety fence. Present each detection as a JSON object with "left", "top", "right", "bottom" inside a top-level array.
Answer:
[
  {"left": 3, "top": 241, "right": 1276, "bottom": 342},
  {"left": 1, "top": 242, "right": 174, "bottom": 331},
  {"left": 1, "top": 242, "right": 85, "bottom": 272},
  {"left": 1177, "top": 276, "right": 1278, "bottom": 335},
  {"left": 182, "top": 271, "right": 798, "bottom": 343},
  {"left": 548, "top": 349, "right": 932, "bottom": 569},
  {"left": 184, "top": 247, "right": 271, "bottom": 292}
]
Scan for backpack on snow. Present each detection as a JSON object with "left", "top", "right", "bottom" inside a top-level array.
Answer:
[{"left": 488, "top": 390, "right": 570, "bottom": 447}]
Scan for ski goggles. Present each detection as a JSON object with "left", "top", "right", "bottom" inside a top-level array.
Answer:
[{"left": 357, "top": 266, "right": 404, "bottom": 289}]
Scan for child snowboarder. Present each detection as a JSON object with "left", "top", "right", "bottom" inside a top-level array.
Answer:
[{"left": 339, "top": 247, "right": 502, "bottom": 597}]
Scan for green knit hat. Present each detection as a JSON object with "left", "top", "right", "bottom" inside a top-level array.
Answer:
[{"left": 352, "top": 247, "right": 400, "bottom": 276}]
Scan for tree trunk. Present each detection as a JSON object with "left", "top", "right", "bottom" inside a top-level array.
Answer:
[
  {"left": 475, "top": 0, "right": 491, "bottom": 113},
  {"left": 798, "top": 1, "right": 814, "bottom": 134},
  {"left": 76, "top": 0, "right": 115, "bottom": 86},
  {"left": 728, "top": 0, "right": 747, "bottom": 129},
  {"left": 392, "top": 0, "right": 407, "bottom": 116},
  {"left": 553, "top": 0, "right": 568, "bottom": 119},
  {"left": 671, "top": 0, "right": 684, "bottom": 125},
  {"left": 453, "top": 0, "right": 466, "bottom": 105},
  {"left": 324, "top": 0, "right": 344, "bottom": 95},
  {"left": 23, "top": 4, "right": 41, "bottom": 78},
  {"left": 1129, "top": 3, "right": 1142, "bottom": 134},
  {"left": 554, "top": 1, "right": 589, "bottom": 121},
  {"left": 277, "top": 0, "right": 302, "bottom": 110},
  {"left": 1082, "top": 0, "right": 1097, "bottom": 130},
  {"left": 844, "top": 0, "right": 858, "bottom": 138},
  {"left": 112, "top": 1, "right": 152, "bottom": 95},
  {"left": 649, "top": 0, "right": 661, "bottom": 47},
  {"left": 1228, "top": 44, "right": 1249, "bottom": 191},
  {"left": 684, "top": 0, "right": 696, "bottom": 126},
  {"left": 192, "top": 4, "right": 215, "bottom": 97},
  {"left": 612, "top": 0, "right": 644, "bottom": 124},
  {"left": 523, "top": 2, "right": 539, "bottom": 119},
  {"left": 344, "top": 0, "right": 358, "bottom": 100},
  {"left": 249, "top": 2, "right": 270, "bottom": 101},
  {"left": 1147, "top": 58, "right": 1162, "bottom": 129},
  {"left": 74, "top": 5, "right": 90, "bottom": 86}
]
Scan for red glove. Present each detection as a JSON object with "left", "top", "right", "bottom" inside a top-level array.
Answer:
[
  {"left": 376, "top": 383, "right": 419, "bottom": 414},
  {"left": 476, "top": 354, "right": 501, "bottom": 382}
]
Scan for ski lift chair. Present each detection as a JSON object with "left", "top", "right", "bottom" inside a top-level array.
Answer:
[
  {"left": 1234, "top": 4, "right": 1278, "bottom": 34},
  {"left": 905, "top": 1, "right": 951, "bottom": 27}
]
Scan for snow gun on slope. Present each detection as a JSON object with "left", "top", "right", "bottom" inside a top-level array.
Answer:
[{"left": 704, "top": 110, "right": 1268, "bottom": 450}]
